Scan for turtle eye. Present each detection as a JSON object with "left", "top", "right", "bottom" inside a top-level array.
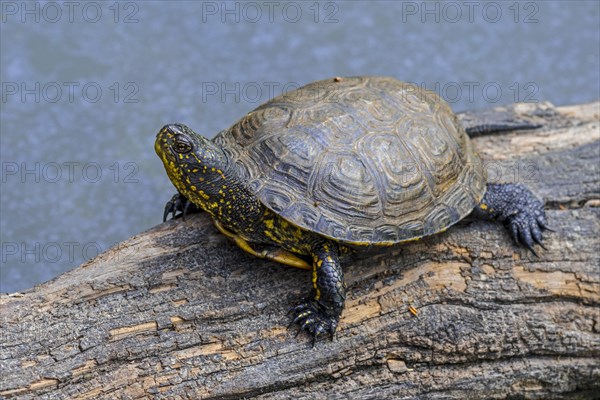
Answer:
[{"left": 173, "top": 135, "right": 192, "bottom": 153}]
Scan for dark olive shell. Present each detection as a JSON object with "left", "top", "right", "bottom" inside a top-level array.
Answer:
[{"left": 213, "top": 76, "right": 486, "bottom": 244}]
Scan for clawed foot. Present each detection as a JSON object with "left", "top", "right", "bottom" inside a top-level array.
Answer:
[
  {"left": 288, "top": 299, "right": 339, "bottom": 346},
  {"left": 506, "top": 202, "right": 553, "bottom": 256},
  {"left": 475, "top": 183, "right": 553, "bottom": 256},
  {"left": 163, "top": 193, "right": 200, "bottom": 222}
]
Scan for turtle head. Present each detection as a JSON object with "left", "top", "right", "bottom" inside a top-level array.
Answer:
[{"left": 155, "top": 123, "right": 230, "bottom": 208}]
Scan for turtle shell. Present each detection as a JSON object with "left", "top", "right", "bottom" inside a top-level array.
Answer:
[{"left": 213, "top": 76, "right": 486, "bottom": 245}]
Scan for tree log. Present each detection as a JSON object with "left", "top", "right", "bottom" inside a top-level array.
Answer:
[{"left": 1, "top": 101, "right": 599, "bottom": 400}]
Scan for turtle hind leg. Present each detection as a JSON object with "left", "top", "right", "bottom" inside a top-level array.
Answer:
[
  {"left": 289, "top": 242, "right": 346, "bottom": 345},
  {"left": 472, "top": 183, "right": 552, "bottom": 255}
]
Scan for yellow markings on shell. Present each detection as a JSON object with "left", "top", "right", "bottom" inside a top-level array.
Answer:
[
  {"left": 264, "top": 219, "right": 274, "bottom": 229},
  {"left": 480, "top": 203, "right": 488, "bottom": 210},
  {"left": 399, "top": 236, "right": 420, "bottom": 244}
]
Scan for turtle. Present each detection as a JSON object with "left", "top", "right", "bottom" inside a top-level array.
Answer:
[{"left": 155, "top": 76, "right": 550, "bottom": 343}]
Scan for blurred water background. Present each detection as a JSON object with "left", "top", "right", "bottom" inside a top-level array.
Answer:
[{"left": 1, "top": 0, "right": 599, "bottom": 292}]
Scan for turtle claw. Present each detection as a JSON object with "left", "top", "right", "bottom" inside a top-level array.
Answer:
[
  {"left": 507, "top": 214, "right": 542, "bottom": 256},
  {"left": 526, "top": 244, "right": 538, "bottom": 257},
  {"left": 504, "top": 191, "right": 549, "bottom": 256},
  {"left": 531, "top": 225, "right": 548, "bottom": 250},
  {"left": 536, "top": 215, "right": 555, "bottom": 232},
  {"left": 288, "top": 299, "right": 338, "bottom": 345},
  {"left": 478, "top": 183, "right": 552, "bottom": 256},
  {"left": 328, "top": 326, "right": 336, "bottom": 342},
  {"left": 163, "top": 193, "right": 200, "bottom": 221},
  {"left": 182, "top": 200, "right": 196, "bottom": 219},
  {"left": 163, "top": 199, "right": 174, "bottom": 222}
]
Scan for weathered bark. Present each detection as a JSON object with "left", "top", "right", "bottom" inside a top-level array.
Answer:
[{"left": 1, "top": 101, "right": 599, "bottom": 400}]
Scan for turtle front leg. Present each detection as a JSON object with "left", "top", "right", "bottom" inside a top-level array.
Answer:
[
  {"left": 163, "top": 192, "right": 201, "bottom": 221},
  {"left": 472, "top": 183, "right": 551, "bottom": 254},
  {"left": 289, "top": 242, "right": 346, "bottom": 344}
]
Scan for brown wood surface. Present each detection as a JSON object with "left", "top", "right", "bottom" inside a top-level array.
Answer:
[{"left": 1, "top": 101, "right": 599, "bottom": 399}]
